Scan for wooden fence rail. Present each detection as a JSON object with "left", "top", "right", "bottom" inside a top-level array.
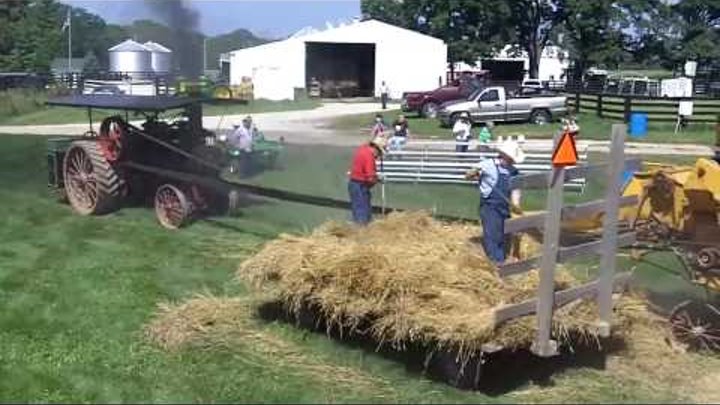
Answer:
[
  {"left": 567, "top": 92, "right": 720, "bottom": 124},
  {"left": 491, "top": 124, "right": 635, "bottom": 357}
]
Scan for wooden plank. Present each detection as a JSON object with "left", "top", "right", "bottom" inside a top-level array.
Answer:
[
  {"left": 493, "top": 272, "right": 632, "bottom": 325},
  {"left": 597, "top": 125, "right": 626, "bottom": 337},
  {"left": 558, "top": 232, "right": 636, "bottom": 262},
  {"left": 533, "top": 166, "right": 565, "bottom": 357},
  {"left": 497, "top": 232, "right": 636, "bottom": 277},
  {"left": 504, "top": 195, "right": 637, "bottom": 234},
  {"left": 510, "top": 159, "right": 640, "bottom": 190}
]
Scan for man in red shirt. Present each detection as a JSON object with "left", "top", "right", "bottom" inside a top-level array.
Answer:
[{"left": 348, "top": 136, "right": 387, "bottom": 224}]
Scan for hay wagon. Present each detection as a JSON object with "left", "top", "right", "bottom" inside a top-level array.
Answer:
[{"left": 46, "top": 95, "right": 280, "bottom": 229}]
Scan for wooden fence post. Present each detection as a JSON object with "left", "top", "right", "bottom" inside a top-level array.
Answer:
[
  {"left": 597, "top": 94, "right": 603, "bottom": 118},
  {"left": 596, "top": 124, "right": 626, "bottom": 336},
  {"left": 623, "top": 97, "right": 632, "bottom": 123},
  {"left": 532, "top": 164, "right": 564, "bottom": 357},
  {"left": 575, "top": 92, "right": 581, "bottom": 113}
]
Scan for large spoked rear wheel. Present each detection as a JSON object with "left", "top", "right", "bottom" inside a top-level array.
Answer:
[
  {"left": 63, "top": 140, "right": 125, "bottom": 215},
  {"left": 669, "top": 300, "right": 720, "bottom": 352},
  {"left": 154, "top": 184, "right": 191, "bottom": 230}
]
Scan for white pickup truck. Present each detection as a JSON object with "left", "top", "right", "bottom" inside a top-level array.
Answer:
[{"left": 437, "top": 86, "right": 567, "bottom": 126}]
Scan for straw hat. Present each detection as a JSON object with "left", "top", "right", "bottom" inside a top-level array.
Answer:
[
  {"left": 370, "top": 136, "right": 387, "bottom": 153},
  {"left": 497, "top": 140, "right": 526, "bottom": 164}
]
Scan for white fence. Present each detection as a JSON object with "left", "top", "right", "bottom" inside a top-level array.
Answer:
[{"left": 377, "top": 140, "right": 589, "bottom": 191}]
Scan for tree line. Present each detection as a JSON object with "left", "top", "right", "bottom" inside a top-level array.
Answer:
[
  {"left": 361, "top": 0, "right": 720, "bottom": 79},
  {"left": 0, "top": 0, "right": 267, "bottom": 74}
]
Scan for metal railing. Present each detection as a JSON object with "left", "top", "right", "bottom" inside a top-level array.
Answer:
[{"left": 377, "top": 140, "right": 589, "bottom": 191}]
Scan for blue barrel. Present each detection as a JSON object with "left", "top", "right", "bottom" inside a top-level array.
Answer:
[{"left": 629, "top": 112, "right": 648, "bottom": 138}]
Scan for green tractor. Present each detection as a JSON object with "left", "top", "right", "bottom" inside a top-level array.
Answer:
[{"left": 175, "top": 75, "right": 252, "bottom": 103}]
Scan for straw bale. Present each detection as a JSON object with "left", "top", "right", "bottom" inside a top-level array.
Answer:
[{"left": 237, "top": 211, "right": 643, "bottom": 359}]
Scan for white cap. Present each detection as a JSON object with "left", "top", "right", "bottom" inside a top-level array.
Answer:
[{"left": 497, "top": 140, "right": 526, "bottom": 164}]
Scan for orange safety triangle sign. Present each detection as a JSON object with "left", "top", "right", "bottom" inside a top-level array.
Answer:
[{"left": 551, "top": 131, "right": 579, "bottom": 167}]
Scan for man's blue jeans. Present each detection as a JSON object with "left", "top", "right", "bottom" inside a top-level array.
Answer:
[
  {"left": 480, "top": 203, "right": 507, "bottom": 263},
  {"left": 348, "top": 180, "right": 372, "bottom": 225}
]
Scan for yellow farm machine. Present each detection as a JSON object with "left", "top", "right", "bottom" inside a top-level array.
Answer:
[{"left": 613, "top": 158, "right": 720, "bottom": 350}]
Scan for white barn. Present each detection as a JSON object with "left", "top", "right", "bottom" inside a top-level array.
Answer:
[{"left": 228, "top": 19, "right": 448, "bottom": 101}]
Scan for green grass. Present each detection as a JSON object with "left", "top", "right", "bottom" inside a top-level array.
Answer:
[
  {"left": 0, "top": 97, "right": 321, "bottom": 126},
  {"left": 612, "top": 68, "right": 673, "bottom": 79},
  {"left": 202, "top": 98, "right": 321, "bottom": 117},
  {"left": 332, "top": 110, "right": 717, "bottom": 145},
  {"left": 0, "top": 134, "right": 715, "bottom": 402}
]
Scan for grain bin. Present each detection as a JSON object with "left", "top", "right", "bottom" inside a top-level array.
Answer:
[
  {"left": 108, "top": 39, "right": 152, "bottom": 78},
  {"left": 144, "top": 41, "right": 173, "bottom": 74}
]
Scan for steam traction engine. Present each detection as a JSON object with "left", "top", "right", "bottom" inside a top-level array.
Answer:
[{"left": 46, "top": 95, "right": 235, "bottom": 229}]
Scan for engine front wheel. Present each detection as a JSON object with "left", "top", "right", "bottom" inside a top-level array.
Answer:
[
  {"left": 154, "top": 184, "right": 192, "bottom": 230},
  {"left": 669, "top": 300, "right": 720, "bottom": 352},
  {"left": 63, "top": 140, "right": 125, "bottom": 215}
]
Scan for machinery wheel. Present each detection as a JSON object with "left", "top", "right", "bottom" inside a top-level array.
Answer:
[
  {"left": 421, "top": 101, "right": 440, "bottom": 118},
  {"left": 696, "top": 247, "right": 720, "bottom": 270},
  {"left": 63, "top": 140, "right": 125, "bottom": 215},
  {"left": 669, "top": 300, "right": 720, "bottom": 352},
  {"left": 213, "top": 85, "right": 233, "bottom": 100},
  {"left": 98, "top": 116, "right": 127, "bottom": 162},
  {"left": 154, "top": 184, "right": 191, "bottom": 230},
  {"left": 530, "top": 109, "right": 551, "bottom": 125}
]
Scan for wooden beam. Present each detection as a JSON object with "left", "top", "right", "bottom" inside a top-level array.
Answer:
[
  {"left": 493, "top": 272, "right": 632, "bottom": 325},
  {"left": 597, "top": 125, "right": 627, "bottom": 336},
  {"left": 504, "top": 195, "right": 638, "bottom": 234},
  {"left": 534, "top": 166, "right": 565, "bottom": 357},
  {"left": 558, "top": 232, "right": 636, "bottom": 262},
  {"left": 510, "top": 159, "right": 640, "bottom": 190},
  {"left": 497, "top": 232, "right": 636, "bottom": 278}
]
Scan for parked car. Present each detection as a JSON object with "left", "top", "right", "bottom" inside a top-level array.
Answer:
[
  {"left": 521, "top": 78, "right": 544, "bottom": 89},
  {"left": 89, "top": 85, "right": 124, "bottom": 95},
  {"left": 437, "top": 86, "right": 567, "bottom": 126},
  {"left": 401, "top": 80, "right": 479, "bottom": 118}
]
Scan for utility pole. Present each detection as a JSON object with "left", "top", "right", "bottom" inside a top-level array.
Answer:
[
  {"left": 68, "top": 12, "right": 71, "bottom": 74},
  {"left": 203, "top": 37, "right": 207, "bottom": 74}
]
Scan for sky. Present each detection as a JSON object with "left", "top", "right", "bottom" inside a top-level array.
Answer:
[{"left": 59, "top": 0, "right": 362, "bottom": 38}]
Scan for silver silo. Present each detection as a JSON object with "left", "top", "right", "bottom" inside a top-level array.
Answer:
[
  {"left": 108, "top": 39, "right": 152, "bottom": 78},
  {"left": 144, "top": 41, "right": 173, "bottom": 74}
]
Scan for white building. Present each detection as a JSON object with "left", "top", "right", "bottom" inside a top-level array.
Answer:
[
  {"left": 227, "top": 19, "right": 448, "bottom": 101},
  {"left": 452, "top": 45, "right": 570, "bottom": 82}
]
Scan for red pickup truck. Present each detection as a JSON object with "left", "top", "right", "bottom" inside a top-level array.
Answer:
[
  {"left": 401, "top": 82, "right": 477, "bottom": 118},
  {"left": 401, "top": 73, "right": 488, "bottom": 118}
]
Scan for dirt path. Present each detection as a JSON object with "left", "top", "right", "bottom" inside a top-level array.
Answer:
[{"left": 0, "top": 101, "right": 713, "bottom": 156}]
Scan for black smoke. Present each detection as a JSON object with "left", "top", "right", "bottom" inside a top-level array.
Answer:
[{"left": 144, "top": 0, "right": 202, "bottom": 77}]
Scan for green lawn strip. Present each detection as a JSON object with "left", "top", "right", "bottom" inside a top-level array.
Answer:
[
  {"left": 332, "top": 109, "right": 716, "bottom": 145},
  {"left": 0, "top": 99, "right": 322, "bottom": 126}
]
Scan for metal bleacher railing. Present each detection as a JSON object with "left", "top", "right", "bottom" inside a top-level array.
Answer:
[{"left": 377, "top": 139, "right": 589, "bottom": 191}]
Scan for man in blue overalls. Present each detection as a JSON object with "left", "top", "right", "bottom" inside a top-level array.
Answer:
[{"left": 465, "top": 140, "right": 525, "bottom": 263}]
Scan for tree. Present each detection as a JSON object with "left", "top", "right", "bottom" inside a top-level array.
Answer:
[
  {"left": 361, "top": 0, "right": 409, "bottom": 27},
  {"left": 361, "top": 0, "right": 511, "bottom": 69},
  {"left": 206, "top": 29, "right": 267, "bottom": 70},
  {"left": 669, "top": 0, "right": 720, "bottom": 65},
  {"left": 509, "top": 0, "right": 565, "bottom": 79},
  {"left": 0, "top": 0, "right": 116, "bottom": 72},
  {"left": 562, "top": 0, "right": 625, "bottom": 79},
  {"left": 615, "top": 0, "right": 674, "bottom": 68},
  {"left": 1, "top": 0, "right": 65, "bottom": 72}
]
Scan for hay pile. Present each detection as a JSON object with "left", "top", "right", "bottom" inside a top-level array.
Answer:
[{"left": 238, "top": 211, "right": 646, "bottom": 359}]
